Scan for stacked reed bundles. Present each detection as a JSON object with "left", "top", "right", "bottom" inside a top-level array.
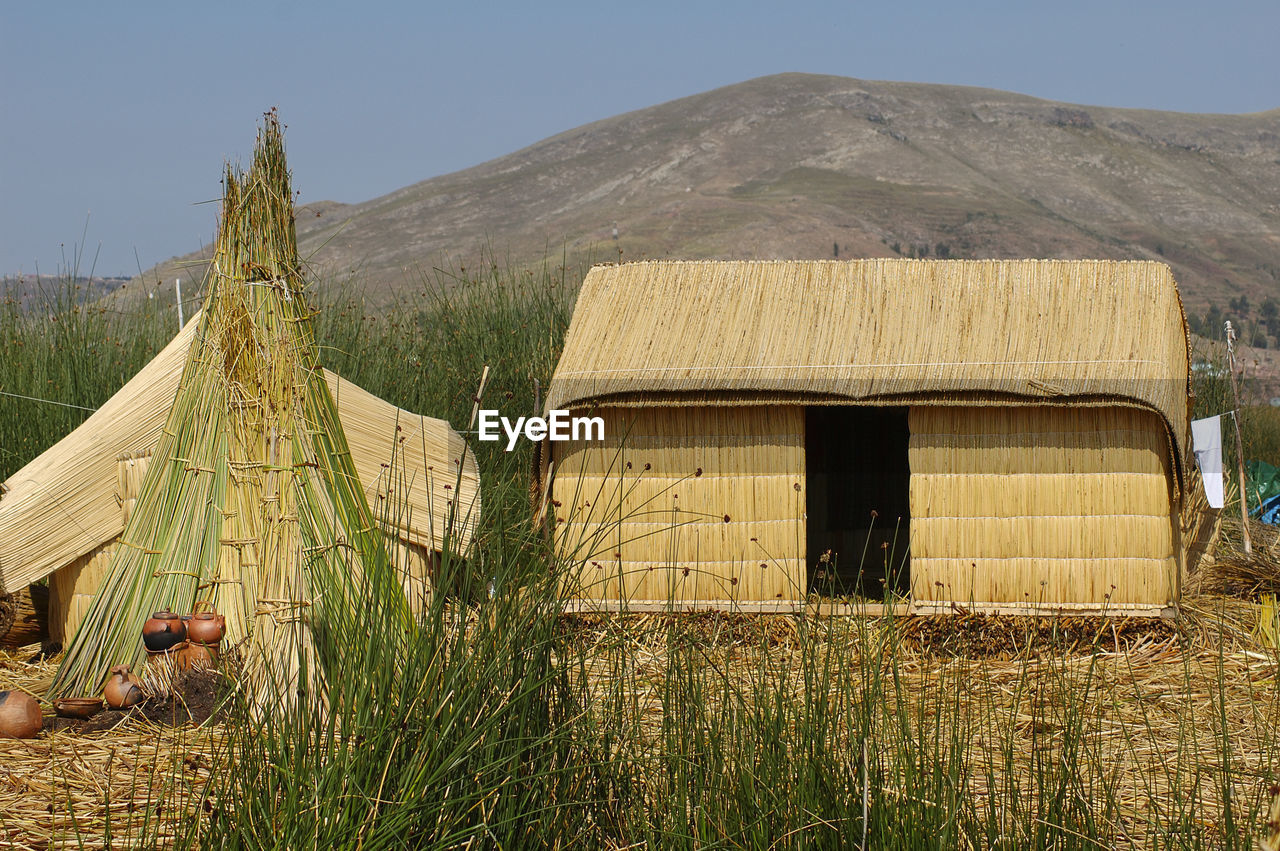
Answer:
[
  {"left": 909, "top": 406, "right": 1178, "bottom": 607},
  {"left": 554, "top": 405, "right": 806, "bottom": 603},
  {"left": 52, "top": 113, "right": 411, "bottom": 707},
  {"left": 1187, "top": 516, "right": 1280, "bottom": 599}
]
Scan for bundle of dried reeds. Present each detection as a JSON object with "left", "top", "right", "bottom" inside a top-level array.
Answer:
[
  {"left": 52, "top": 112, "right": 410, "bottom": 708},
  {"left": 1188, "top": 516, "right": 1280, "bottom": 599}
]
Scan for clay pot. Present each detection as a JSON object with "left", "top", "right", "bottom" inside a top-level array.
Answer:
[
  {"left": 142, "top": 610, "right": 187, "bottom": 652},
  {"left": 186, "top": 601, "right": 226, "bottom": 646},
  {"left": 54, "top": 697, "right": 103, "bottom": 719},
  {"left": 103, "top": 665, "right": 144, "bottom": 709},
  {"left": 0, "top": 690, "right": 43, "bottom": 738},
  {"left": 182, "top": 641, "right": 218, "bottom": 669},
  {"left": 147, "top": 640, "right": 191, "bottom": 674}
]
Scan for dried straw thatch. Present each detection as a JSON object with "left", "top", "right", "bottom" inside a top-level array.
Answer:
[
  {"left": 0, "top": 317, "right": 479, "bottom": 605},
  {"left": 49, "top": 114, "right": 422, "bottom": 703},
  {"left": 548, "top": 259, "right": 1190, "bottom": 467},
  {"left": 1188, "top": 517, "right": 1280, "bottom": 600},
  {"left": 544, "top": 260, "right": 1195, "bottom": 613}
]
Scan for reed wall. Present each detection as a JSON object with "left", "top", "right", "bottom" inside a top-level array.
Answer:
[
  {"left": 552, "top": 406, "right": 806, "bottom": 603},
  {"left": 554, "top": 402, "right": 1182, "bottom": 608},
  {"left": 47, "top": 453, "right": 147, "bottom": 643},
  {"left": 909, "top": 406, "right": 1178, "bottom": 607},
  {"left": 48, "top": 543, "right": 113, "bottom": 645}
]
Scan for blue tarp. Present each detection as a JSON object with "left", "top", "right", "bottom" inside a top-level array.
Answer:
[
  {"left": 1246, "top": 459, "right": 1280, "bottom": 524},
  {"left": 1260, "top": 494, "right": 1280, "bottom": 526}
]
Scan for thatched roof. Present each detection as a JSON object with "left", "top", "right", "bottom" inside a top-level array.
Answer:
[
  {"left": 0, "top": 316, "right": 479, "bottom": 595},
  {"left": 547, "top": 259, "right": 1191, "bottom": 463}
]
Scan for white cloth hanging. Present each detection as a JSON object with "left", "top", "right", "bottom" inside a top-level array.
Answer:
[{"left": 1191, "top": 415, "right": 1225, "bottom": 509}]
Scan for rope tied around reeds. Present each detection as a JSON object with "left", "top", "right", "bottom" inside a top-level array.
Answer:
[
  {"left": 196, "top": 578, "right": 244, "bottom": 590},
  {"left": 151, "top": 569, "right": 202, "bottom": 580},
  {"left": 254, "top": 597, "right": 313, "bottom": 625},
  {"left": 553, "top": 358, "right": 1168, "bottom": 378},
  {"left": 210, "top": 262, "right": 295, "bottom": 302},
  {"left": 302, "top": 533, "right": 366, "bottom": 556},
  {"left": 113, "top": 538, "right": 161, "bottom": 556}
]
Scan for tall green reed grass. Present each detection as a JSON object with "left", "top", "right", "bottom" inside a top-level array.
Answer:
[
  {"left": 6, "top": 261, "right": 1279, "bottom": 848},
  {"left": 1192, "top": 342, "right": 1280, "bottom": 471},
  {"left": 185, "top": 264, "right": 1276, "bottom": 848},
  {"left": 0, "top": 277, "right": 171, "bottom": 480}
]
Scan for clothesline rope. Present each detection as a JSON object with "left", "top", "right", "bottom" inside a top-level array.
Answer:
[{"left": 0, "top": 389, "right": 97, "bottom": 412}]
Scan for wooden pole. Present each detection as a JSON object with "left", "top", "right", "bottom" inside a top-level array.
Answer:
[
  {"left": 1225, "top": 320, "right": 1253, "bottom": 555},
  {"left": 175, "top": 278, "right": 184, "bottom": 331},
  {"left": 468, "top": 365, "right": 490, "bottom": 432}
]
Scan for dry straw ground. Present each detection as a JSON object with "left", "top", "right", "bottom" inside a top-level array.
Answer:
[
  {"left": 0, "top": 648, "right": 221, "bottom": 848},
  {"left": 565, "top": 601, "right": 1275, "bottom": 846},
  {"left": 2, "top": 523, "right": 1279, "bottom": 847}
]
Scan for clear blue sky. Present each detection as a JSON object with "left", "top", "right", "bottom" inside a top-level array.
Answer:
[{"left": 3, "top": 0, "right": 1278, "bottom": 277}]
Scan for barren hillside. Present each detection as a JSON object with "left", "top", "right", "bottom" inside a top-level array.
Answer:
[{"left": 143, "top": 73, "right": 1280, "bottom": 313}]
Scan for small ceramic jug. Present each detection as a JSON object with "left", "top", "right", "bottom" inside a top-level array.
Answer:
[
  {"left": 142, "top": 610, "right": 187, "bottom": 652},
  {"left": 103, "top": 665, "right": 144, "bottom": 709},
  {"left": 186, "top": 601, "right": 226, "bottom": 646},
  {"left": 0, "top": 690, "right": 42, "bottom": 738}
]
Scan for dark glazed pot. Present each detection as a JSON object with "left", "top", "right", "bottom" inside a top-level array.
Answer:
[{"left": 142, "top": 610, "right": 187, "bottom": 651}]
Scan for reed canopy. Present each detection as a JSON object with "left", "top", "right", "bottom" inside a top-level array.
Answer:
[
  {"left": 542, "top": 259, "right": 1200, "bottom": 615},
  {"left": 0, "top": 318, "right": 479, "bottom": 609},
  {"left": 45, "top": 114, "right": 445, "bottom": 703}
]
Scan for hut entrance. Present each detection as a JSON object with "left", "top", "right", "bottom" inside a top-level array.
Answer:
[{"left": 806, "top": 407, "right": 910, "bottom": 598}]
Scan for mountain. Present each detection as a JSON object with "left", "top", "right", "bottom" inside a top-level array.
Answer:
[{"left": 144, "top": 73, "right": 1280, "bottom": 312}]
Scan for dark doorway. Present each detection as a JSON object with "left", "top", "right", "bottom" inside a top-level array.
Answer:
[{"left": 806, "top": 407, "right": 911, "bottom": 598}]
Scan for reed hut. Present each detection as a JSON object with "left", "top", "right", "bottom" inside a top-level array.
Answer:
[
  {"left": 540, "top": 259, "right": 1202, "bottom": 616},
  {"left": 0, "top": 314, "right": 479, "bottom": 644},
  {"left": 40, "top": 114, "right": 471, "bottom": 702}
]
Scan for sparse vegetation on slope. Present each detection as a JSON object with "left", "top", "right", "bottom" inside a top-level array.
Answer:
[{"left": 136, "top": 74, "right": 1280, "bottom": 313}]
